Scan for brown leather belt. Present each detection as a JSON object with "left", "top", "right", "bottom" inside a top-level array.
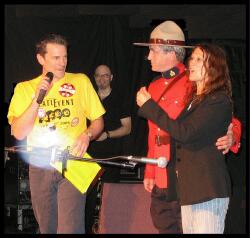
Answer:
[{"left": 155, "top": 135, "right": 170, "bottom": 146}]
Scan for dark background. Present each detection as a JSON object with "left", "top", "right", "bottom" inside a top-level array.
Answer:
[{"left": 4, "top": 4, "right": 247, "bottom": 234}]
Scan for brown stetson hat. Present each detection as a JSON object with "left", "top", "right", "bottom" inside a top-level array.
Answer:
[{"left": 133, "top": 20, "right": 194, "bottom": 48}]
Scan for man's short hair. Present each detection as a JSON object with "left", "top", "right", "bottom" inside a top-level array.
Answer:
[
  {"left": 36, "top": 33, "right": 68, "bottom": 57},
  {"left": 161, "top": 45, "right": 186, "bottom": 62}
]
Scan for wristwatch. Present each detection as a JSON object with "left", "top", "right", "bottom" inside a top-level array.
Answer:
[{"left": 106, "top": 131, "right": 110, "bottom": 138}]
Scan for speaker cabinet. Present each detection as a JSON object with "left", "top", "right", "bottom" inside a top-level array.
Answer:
[
  {"left": 5, "top": 155, "right": 38, "bottom": 233},
  {"left": 5, "top": 156, "right": 31, "bottom": 204},
  {"left": 98, "top": 183, "right": 158, "bottom": 234}
]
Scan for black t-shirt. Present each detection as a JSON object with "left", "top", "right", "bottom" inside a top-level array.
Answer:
[{"left": 87, "top": 90, "right": 130, "bottom": 182}]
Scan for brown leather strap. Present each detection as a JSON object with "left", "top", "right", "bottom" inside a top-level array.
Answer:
[
  {"left": 156, "top": 70, "right": 187, "bottom": 103},
  {"left": 149, "top": 38, "right": 185, "bottom": 46}
]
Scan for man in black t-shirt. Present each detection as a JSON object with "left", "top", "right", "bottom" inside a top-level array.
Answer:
[{"left": 85, "top": 64, "right": 131, "bottom": 233}]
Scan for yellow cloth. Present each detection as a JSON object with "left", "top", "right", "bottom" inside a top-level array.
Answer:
[
  {"left": 8, "top": 72, "right": 106, "bottom": 193},
  {"left": 50, "top": 152, "right": 102, "bottom": 193}
]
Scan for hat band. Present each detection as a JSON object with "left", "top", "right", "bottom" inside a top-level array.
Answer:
[{"left": 149, "top": 38, "right": 185, "bottom": 46}]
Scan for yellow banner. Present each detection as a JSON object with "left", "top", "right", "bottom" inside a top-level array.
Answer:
[{"left": 50, "top": 152, "right": 102, "bottom": 193}]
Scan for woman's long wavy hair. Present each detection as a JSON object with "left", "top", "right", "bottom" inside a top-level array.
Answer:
[{"left": 185, "top": 43, "right": 232, "bottom": 105}]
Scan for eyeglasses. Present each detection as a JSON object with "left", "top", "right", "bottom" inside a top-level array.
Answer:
[{"left": 94, "top": 73, "right": 111, "bottom": 78}]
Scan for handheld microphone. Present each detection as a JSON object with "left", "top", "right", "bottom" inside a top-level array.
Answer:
[
  {"left": 124, "top": 156, "right": 168, "bottom": 168},
  {"left": 36, "top": 72, "right": 54, "bottom": 104}
]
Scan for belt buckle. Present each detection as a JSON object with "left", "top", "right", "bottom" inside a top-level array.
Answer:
[{"left": 155, "top": 135, "right": 162, "bottom": 146}]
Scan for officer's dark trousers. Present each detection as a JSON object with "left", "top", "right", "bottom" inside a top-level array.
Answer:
[{"left": 150, "top": 185, "right": 183, "bottom": 234}]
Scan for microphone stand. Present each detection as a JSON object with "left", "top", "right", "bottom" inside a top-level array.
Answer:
[
  {"left": 67, "top": 157, "right": 137, "bottom": 169},
  {"left": 57, "top": 147, "right": 137, "bottom": 170},
  {"left": 4, "top": 146, "right": 138, "bottom": 170}
]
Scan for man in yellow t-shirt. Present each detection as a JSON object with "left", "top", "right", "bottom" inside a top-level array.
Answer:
[{"left": 7, "top": 33, "right": 105, "bottom": 234}]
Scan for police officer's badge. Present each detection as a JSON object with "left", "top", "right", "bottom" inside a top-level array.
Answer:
[{"left": 170, "top": 70, "right": 176, "bottom": 77}]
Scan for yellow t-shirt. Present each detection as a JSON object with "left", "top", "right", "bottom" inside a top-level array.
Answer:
[
  {"left": 7, "top": 72, "right": 106, "bottom": 193},
  {"left": 8, "top": 72, "right": 105, "bottom": 148}
]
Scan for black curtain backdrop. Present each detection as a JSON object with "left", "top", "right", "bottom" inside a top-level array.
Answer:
[{"left": 4, "top": 9, "right": 246, "bottom": 234}]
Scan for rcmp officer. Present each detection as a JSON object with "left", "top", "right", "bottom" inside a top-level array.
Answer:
[{"left": 134, "top": 20, "right": 241, "bottom": 233}]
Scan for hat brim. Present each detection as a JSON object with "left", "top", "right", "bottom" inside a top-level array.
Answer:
[{"left": 133, "top": 42, "right": 194, "bottom": 48}]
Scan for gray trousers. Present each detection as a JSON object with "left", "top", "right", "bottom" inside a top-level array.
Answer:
[{"left": 29, "top": 165, "right": 86, "bottom": 234}]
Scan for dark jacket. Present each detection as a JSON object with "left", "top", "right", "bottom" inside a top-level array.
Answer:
[{"left": 138, "top": 91, "right": 232, "bottom": 205}]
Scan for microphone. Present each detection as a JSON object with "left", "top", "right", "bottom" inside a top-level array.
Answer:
[
  {"left": 124, "top": 156, "right": 168, "bottom": 168},
  {"left": 36, "top": 72, "right": 54, "bottom": 104}
]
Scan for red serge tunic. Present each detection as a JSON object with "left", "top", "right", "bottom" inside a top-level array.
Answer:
[{"left": 145, "top": 63, "right": 191, "bottom": 188}]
